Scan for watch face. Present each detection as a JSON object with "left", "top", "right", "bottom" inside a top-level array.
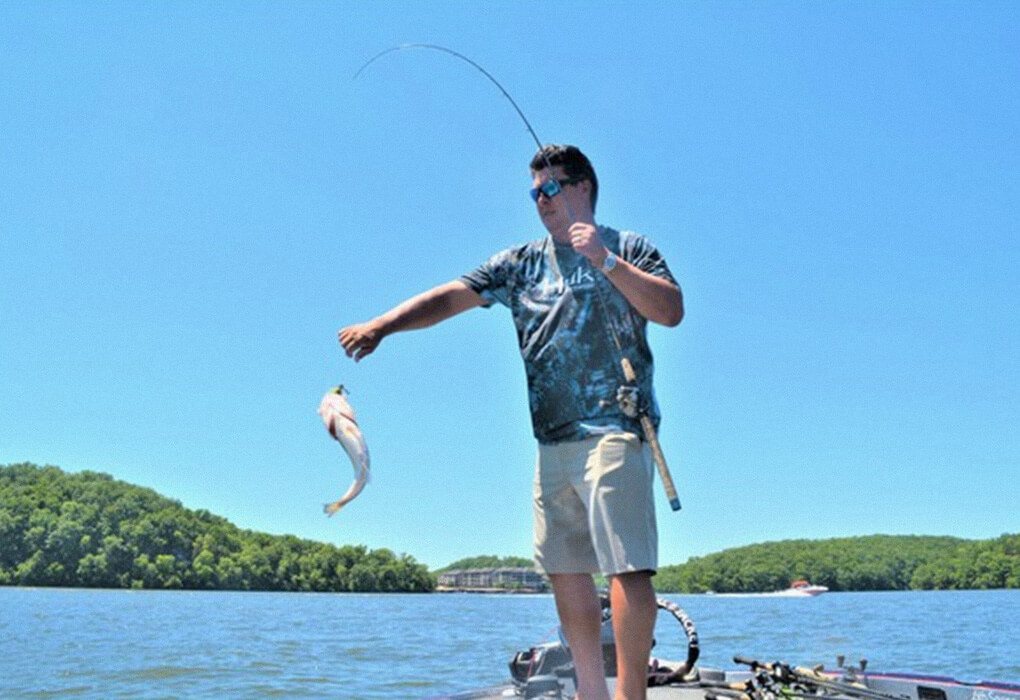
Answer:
[{"left": 604, "top": 253, "right": 617, "bottom": 271}]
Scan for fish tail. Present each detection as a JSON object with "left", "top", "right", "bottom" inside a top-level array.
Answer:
[{"left": 323, "top": 501, "right": 343, "bottom": 516}]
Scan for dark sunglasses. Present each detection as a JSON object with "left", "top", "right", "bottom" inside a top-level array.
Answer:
[{"left": 529, "top": 177, "right": 584, "bottom": 203}]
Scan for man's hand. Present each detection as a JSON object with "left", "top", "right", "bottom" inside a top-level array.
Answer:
[
  {"left": 337, "top": 281, "right": 487, "bottom": 363},
  {"left": 569, "top": 222, "right": 608, "bottom": 267},
  {"left": 339, "top": 321, "right": 385, "bottom": 362},
  {"left": 568, "top": 224, "right": 685, "bottom": 327}
]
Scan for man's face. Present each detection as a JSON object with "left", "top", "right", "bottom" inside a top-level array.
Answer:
[{"left": 530, "top": 166, "right": 591, "bottom": 239}]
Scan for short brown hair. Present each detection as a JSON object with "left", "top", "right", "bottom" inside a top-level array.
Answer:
[{"left": 530, "top": 144, "right": 599, "bottom": 212}]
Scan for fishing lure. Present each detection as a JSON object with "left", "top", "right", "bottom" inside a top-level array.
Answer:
[{"left": 318, "top": 385, "right": 370, "bottom": 516}]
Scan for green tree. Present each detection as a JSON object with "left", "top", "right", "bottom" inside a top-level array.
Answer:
[
  {"left": 436, "top": 554, "right": 534, "bottom": 572},
  {"left": 655, "top": 535, "right": 1012, "bottom": 593},
  {"left": 0, "top": 463, "right": 434, "bottom": 593}
]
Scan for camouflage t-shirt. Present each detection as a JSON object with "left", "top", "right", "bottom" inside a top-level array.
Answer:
[{"left": 460, "top": 226, "right": 678, "bottom": 444}]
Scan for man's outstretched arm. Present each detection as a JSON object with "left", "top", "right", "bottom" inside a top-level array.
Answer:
[{"left": 338, "top": 280, "right": 486, "bottom": 361}]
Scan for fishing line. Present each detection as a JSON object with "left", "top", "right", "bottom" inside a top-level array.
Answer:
[
  {"left": 355, "top": 44, "right": 546, "bottom": 157},
  {"left": 354, "top": 43, "right": 622, "bottom": 353},
  {"left": 354, "top": 44, "right": 590, "bottom": 235},
  {"left": 354, "top": 43, "right": 682, "bottom": 511}
]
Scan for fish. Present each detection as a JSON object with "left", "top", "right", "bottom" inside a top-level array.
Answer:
[{"left": 318, "top": 385, "right": 371, "bottom": 516}]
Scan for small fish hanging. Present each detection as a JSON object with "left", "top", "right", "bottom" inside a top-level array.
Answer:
[{"left": 318, "top": 385, "right": 370, "bottom": 516}]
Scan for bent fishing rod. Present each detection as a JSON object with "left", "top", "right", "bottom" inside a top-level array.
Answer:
[{"left": 354, "top": 43, "right": 682, "bottom": 511}]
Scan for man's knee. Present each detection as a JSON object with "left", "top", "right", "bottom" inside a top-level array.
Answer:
[{"left": 609, "top": 569, "right": 655, "bottom": 591}]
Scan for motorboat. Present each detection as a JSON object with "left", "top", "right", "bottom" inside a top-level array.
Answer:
[
  {"left": 777, "top": 579, "right": 829, "bottom": 597},
  {"left": 707, "top": 580, "right": 829, "bottom": 598},
  {"left": 426, "top": 596, "right": 1019, "bottom": 700}
]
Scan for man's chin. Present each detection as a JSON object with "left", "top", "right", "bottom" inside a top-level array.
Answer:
[{"left": 540, "top": 213, "right": 567, "bottom": 236}]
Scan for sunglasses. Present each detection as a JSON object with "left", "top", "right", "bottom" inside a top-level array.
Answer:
[{"left": 529, "top": 177, "right": 584, "bottom": 203}]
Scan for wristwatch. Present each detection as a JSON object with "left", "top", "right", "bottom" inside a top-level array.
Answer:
[{"left": 601, "top": 252, "right": 618, "bottom": 273}]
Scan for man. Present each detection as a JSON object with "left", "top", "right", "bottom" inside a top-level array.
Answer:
[{"left": 339, "top": 145, "right": 683, "bottom": 700}]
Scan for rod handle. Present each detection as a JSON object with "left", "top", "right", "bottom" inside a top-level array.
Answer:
[
  {"left": 621, "top": 357, "right": 681, "bottom": 511},
  {"left": 640, "top": 414, "right": 681, "bottom": 511},
  {"left": 621, "top": 357, "right": 638, "bottom": 383}
]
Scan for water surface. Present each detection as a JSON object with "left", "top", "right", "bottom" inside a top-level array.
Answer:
[{"left": 2, "top": 588, "right": 1017, "bottom": 698}]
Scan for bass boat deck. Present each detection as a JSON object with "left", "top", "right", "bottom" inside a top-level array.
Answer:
[{"left": 427, "top": 597, "right": 1020, "bottom": 700}]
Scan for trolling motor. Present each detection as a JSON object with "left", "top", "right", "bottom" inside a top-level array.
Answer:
[{"left": 508, "top": 596, "right": 701, "bottom": 696}]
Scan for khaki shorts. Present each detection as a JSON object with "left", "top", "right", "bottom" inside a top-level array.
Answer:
[{"left": 533, "top": 432, "right": 658, "bottom": 576}]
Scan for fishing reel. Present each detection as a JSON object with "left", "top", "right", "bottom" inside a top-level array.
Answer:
[
  {"left": 616, "top": 384, "right": 641, "bottom": 418},
  {"left": 600, "top": 383, "right": 642, "bottom": 418}
]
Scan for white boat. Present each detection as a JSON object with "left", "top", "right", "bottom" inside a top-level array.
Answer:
[
  {"left": 776, "top": 579, "right": 829, "bottom": 597},
  {"left": 425, "top": 596, "right": 1020, "bottom": 700},
  {"left": 708, "top": 580, "right": 829, "bottom": 598}
]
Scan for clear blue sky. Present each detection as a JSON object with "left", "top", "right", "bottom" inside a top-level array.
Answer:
[{"left": 2, "top": 2, "right": 1017, "bottom": 571}]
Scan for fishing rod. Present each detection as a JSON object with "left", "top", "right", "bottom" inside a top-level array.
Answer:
[
  {"left": 733, "top": 657, "right": 910, "bottom": 700},
  {"left": 354, "top": 43, "right": 682, "bottom": 511},
  {"left": 704, "top": 662, "right": 907, "bottom": 700}
]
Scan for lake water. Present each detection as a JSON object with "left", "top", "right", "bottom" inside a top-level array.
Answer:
[{"left": 2, "top": 587, "right": 1018, "bottom": 698}]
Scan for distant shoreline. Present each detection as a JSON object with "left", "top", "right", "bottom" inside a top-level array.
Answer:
[
  {"left": 434, "top": 586, "right": 547, "bottom": 595},
  {"left": 6, "top": 465, "right": 1018, "bottom": 594}
]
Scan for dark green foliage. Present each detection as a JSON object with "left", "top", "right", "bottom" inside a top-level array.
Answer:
[
  {"left": 908, "top": 534, "right": 1020, "bottom": 589},
  {"left": 655, "top": 534, "right": 1020, "bottom": 593},
  {"left": 435, "top": 554, "right": 535, "bottom": 573},
  {"left": 7, "top": 463, "right": 1015, "bottom": 594},
  {"left": 0, "top": 463, "right": 434, "bottom": 592}
]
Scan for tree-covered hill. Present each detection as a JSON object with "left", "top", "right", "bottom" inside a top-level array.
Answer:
[
  {"left": 6, "top": 463, "right": 1017, "bottom": 594},
  {"left": 0, "top": 463, "right": 434, "bottom": 592},
  {"left": 655, "top": 533, "right": 1020, "bottom": 593},
  {"left": 435, "top": 555, "right": 534, "bottom": 573}
]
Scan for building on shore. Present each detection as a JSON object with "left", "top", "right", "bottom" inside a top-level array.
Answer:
[{"left": 436, "top": 567, "right": 549, "bottom": 593}]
